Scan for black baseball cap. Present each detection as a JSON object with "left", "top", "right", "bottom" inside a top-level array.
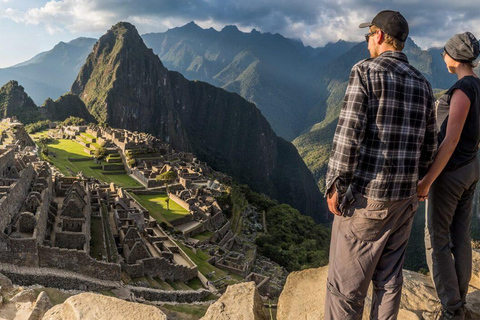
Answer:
[{"left": 359, "top": 10, "right": 409, "bottom": 42}]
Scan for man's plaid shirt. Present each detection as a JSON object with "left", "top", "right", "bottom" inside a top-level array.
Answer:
[{"left": 325, "top": 51, "right": 437, "bottom": 201}]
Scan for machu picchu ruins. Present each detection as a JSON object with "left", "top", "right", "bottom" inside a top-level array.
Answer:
[{"left": 0, "top": 117, "right": 288, "bottom": 316}]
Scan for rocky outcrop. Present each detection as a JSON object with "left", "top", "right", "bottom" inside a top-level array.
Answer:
[
  {"left": 70, "top": 22, "right": 326, "bottom": 222},
  {"left": 28, "top": 291, "right": 52, "bottom": 320},
  {"left": 0, "top": 272, "right": 12, "bottom": 289},
  {"left": 42, "top": 292, "right": 167, "bottom": 320},
  {"left": 277, "top": 263, "right": 480, "bottom": 320},
  {"left": 39, "top": 94, "right": 95, "bottom": 123},
  {"left": 201, "top": 282, "right": 268, "bottom": 320},
  {"left": 0, "top": 81, "right": 41, "bottom": 123}
]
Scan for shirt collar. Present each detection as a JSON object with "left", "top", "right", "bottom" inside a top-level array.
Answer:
[{"left": 378, "top": 50, "right": 409, "bottom": 63}]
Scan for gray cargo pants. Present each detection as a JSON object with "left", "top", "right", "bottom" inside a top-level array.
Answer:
[
  {"left": 325, "top": 190, "right": 419, "bottom": 319},
  {"left": 425, "top": 159, "right": 479, "bottom": 315}
]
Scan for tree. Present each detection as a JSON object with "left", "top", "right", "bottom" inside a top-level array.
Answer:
[{"left": 156, "top": 170, "right": 177, "bottom": 189}]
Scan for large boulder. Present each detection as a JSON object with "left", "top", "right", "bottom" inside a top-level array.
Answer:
[
  {"left": 201, "top": 282, "right": 268, "bottom": 320},
  {"left": 42, "top": 292, "right": 166, "bottom": 320},
  {"left": 28, "top": 291, "right": 53, "bottom": 320},
  {"left": 0, "top": 273, "right": 12, "bottom": 289},
  {"left": 276, "top": 265, "right": 480, "bottom": 319}
]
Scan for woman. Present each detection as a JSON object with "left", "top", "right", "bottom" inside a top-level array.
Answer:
[{"left": 418, "top": 32, "right": 480, "bottom": 319}]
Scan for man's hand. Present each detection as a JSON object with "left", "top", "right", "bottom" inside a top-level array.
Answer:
[{"left": 327, "top": 184, "right": 342, "bottom": 216}]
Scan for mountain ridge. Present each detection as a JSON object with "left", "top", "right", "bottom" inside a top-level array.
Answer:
[{"left": 71, "top": 21, "right": 326, "bottom": 222}]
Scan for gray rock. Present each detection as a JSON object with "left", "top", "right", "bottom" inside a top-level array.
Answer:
[
  {"left": 28, "top": 291, "right": 53, "bottom": 320},
  {"left": 201, "top": 282, "right": 268, "bottom": 320},
  {"left": 10, "top": 289, "right": 36, "bottom": 303},
  {"left": 42, "top": 292, "right": 166, "bottom": 320},
  {"left": 0, "top": 273, "right": 13, "bottom": 289}
]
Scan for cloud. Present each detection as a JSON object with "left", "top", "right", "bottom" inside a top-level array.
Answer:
[{"left": 2, "top": 0, "right": 480, "bottom": 48}]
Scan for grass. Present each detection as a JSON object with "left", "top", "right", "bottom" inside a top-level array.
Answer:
[
  {"left": 152, "top": 277, "right": 174, "bottom": 290},
  {"left": 33, "top": 287, "right": 73, "bottom": 306},
  {"left": 90, "top": 217, "right": 106, "bottom": 261},
  {"left": 191, "top": 231, "right": 214, "bottom": 241},
  {"left": 166, "top": 280, "right": 191, "bottom": 290},
  {"left": 130, "top": 193, "right": 190, "bottom": 223},
  {"left": 175, "top": 241, "right": 241, "bottom": 285},
  {"left": 186, "top": 277, "right": 204, "bottom": 290},
  {"left": 159, "top": 304, "right": 209, "bottom": 318},
  {"left": 98, "top": 290, "right": 116, "bottom": 297},
  {"left": 44, "top": 139, "right": 142, "bottom": 188},
  {"left": 30, "top": 129, "right": 51, "bottom": 140}
]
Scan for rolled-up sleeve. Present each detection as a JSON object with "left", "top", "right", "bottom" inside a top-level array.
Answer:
[{"left": 325, "top": 65, "right": 368, "bottom": 196}]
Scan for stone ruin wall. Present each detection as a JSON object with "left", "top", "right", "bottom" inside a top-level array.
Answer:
[
  {"left": 142, "top": 256, "right": 197, "bottom": 282},
  {"left": 0, "top": 148, "right": 15, "bottom": 178},
  {"left": 121, "top": 256, "right": 197, "bottom": 282},
  {"left": 34, "top": 178, "right": 53, "bottom": 245},
  {"left": 3, "top": 238, "right": 37, "bottom": 266},
  {"left": 0, "top": 165, "right": 34, "bottom": 233},
  {"left": 1, "top": 269, "right": 116, "bottom": 292},
  {"left": 129, "top": 286, "right": 210, "bottom": 303},
  {"left": 37, "top": 245, "right": 121, "bottom": 281}
]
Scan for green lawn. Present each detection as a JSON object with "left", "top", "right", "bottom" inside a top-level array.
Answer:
[
  {"left": 30, "top": 129, "right": 51, "bottom": 140},
  {"left": 174, "top": 241, "right": 241, "bottom": 285},
  {"left": 44, "top": 139, "right": 142, "bottom": 188},
  {"left": 191, "top": 231, "right": 214, "bottom": 241},
  {"left": 130, "top": 193, "right": 190, "bottom": 222},
  {"left": 186, "top": 277, "right": 205, "bottom": 290}
]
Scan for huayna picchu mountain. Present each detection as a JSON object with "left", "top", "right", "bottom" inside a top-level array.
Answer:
[{"left": 71, "top": 22, "right": 326, "bottom": 222}]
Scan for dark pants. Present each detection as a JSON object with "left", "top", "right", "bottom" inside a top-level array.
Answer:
[
  {"left": 325, "top": 191, "right": 418, "bottom": 319},
  {"left": 425, "top": 159, "right": 480, "bottom": 315}
]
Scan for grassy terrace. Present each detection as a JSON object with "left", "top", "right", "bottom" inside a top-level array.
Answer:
[
  {"left": 44, "top": 139, "right": 142, "bottom": 188},
  {"left": 175, "top": 241, "right": 242, "bottom": 285},
  {"left": 130, "top": 193, "right": 189, "bottom": 223},
  {"left": 191, "top": 231, "right": 214, "bottom": 241}
]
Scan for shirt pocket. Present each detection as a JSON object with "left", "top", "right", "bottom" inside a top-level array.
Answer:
[{"left": 350, "top": 207, "right": 388, "bottom": 241}]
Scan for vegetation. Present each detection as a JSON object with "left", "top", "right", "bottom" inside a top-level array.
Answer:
[
  {"left": 62, "top": 116, "right": 86, "bottom": 126},
  {"left": 43, "top": 138, "right": 142, "bottom": 188},
  {"left": 256, "top": 204, "right": 330, "bottom": 271},
  {"left": 159, "top": 304, "right": 208, "bottom": 318},
  {"left": 130, "top": 193, "right": 189, "bottom": 222},
  {"left": 94, "top": 144, "right": 107, "bottom": 159},
  {"left": 226, "top": 185, "right": 330, "bottom": 272},
  {"left": 25, "top": 120, "right": 51, "bottom": 134}
]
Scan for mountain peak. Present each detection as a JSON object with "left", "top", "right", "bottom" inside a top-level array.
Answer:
[
  {"left": 108, "top": 21, "right": 139, "bottom": 38},
  {"left": 221, "top": 25, "right": 239, "bottom": 33},
  {"left": 184, "top": 21, "right": 201, "bottom": 30}
]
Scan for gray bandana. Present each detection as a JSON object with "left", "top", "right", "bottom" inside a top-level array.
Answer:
[{"left": 444, "top": 32, "right": 479, "bottom": 62}]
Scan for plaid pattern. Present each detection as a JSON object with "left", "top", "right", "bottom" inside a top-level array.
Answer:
[{"left": 325, "top": 51, "right": 437, "bottom": 201}]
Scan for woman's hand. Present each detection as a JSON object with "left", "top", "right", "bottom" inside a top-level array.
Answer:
[{"left": 417, "top": 179, "right": 431, "bottom": 201}]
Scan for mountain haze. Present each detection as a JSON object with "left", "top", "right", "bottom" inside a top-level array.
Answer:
[
  {"left": 71, "top": 22, "right": 326, "bottom": 222},
  {"left": 0, "top": 38, "right": 96, "bottom": 105},
  {"left": 142, "top": 22, "right": 357, "bottom": 140}
]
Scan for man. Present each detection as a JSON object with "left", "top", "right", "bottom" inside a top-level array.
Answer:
[{"left": 324, "top": 10, "right": 437, "bottom": 319}]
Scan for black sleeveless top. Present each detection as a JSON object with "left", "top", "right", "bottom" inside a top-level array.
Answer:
[{"left": 437, "top": 75, "right": 480, "bottom": 170}]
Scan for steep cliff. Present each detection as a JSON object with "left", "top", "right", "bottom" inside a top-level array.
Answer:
[
  {"left": 71, "top": 22, "right": 325, "bottom": 222},
  {"left": 0, "top": 81, "right": 41, "bottom": 123},
  {"left": 39, "top": 94, "right": 96, "bottom": 123}
]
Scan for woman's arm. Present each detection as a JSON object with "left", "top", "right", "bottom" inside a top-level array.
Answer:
[{"left": 417, "top": 89, "right": 471, "bottom": 200}]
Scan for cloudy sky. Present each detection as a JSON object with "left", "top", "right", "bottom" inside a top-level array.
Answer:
[{"left": 0, "top": 0, "right": 479, "bottom": 68}]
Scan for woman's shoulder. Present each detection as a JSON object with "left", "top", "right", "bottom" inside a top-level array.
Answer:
[{"left": 448, "top": 76, "right": 480, "bottom": 102}]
